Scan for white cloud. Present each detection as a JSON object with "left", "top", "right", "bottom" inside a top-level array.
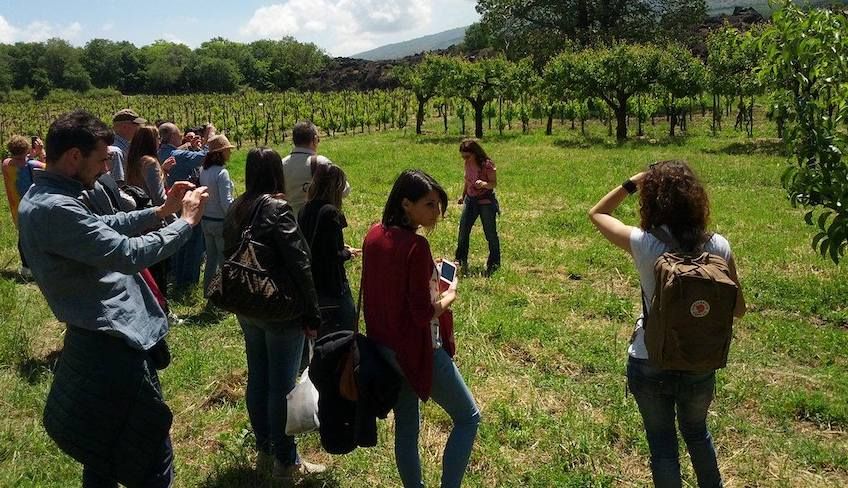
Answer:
[
  {"left": 0, "top": 16, "right": 17, "bottom": 43},
  {"left": 0, "top": 19, "right": 86, "bottom": 44},
  {"left": 160, "top": 33, "right": 186, "bottom": 45},
  {"left": 240, "top": 0, "right": 431, "bottom": 55}
]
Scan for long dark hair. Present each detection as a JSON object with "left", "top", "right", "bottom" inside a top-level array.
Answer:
[
  {"left": 228, "top": 147, "right": 285, "bottom": 228},
  {"left": 382, "top": 169, "right": 448, "bottom": 229},
  {"left": 459, "top": 138, "right": 489, "bottom": 168},
  {"left": 639, "top": 160, "right": 711, "bottom": 251},
  {"left": 126, "top": 125, "right": 162, "bottom": 189},
  {"left": 307, "top": 162, "right": 347, "bottom": 210}
]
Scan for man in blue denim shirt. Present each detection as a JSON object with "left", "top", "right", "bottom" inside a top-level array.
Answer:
[
  {"left": 158, "top": 122, "right": 210, "bottom": 290},
  {"left": 18, "top": 110, "right": 208, "bottom": 488}
]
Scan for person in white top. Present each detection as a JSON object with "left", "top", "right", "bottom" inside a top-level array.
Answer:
[
  {"left": 198, "top": 134, "right": 236, "bottom": 294},
  {"left": 280, "top": 121, "right": 350, "bottom": 217},
  {"left": 588, "top": 160, "right": 745, "bottom": 488}
]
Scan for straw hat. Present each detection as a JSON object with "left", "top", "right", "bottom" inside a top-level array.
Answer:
[{"left": 207, "top": 134, "right": 235, "bottom": 153}]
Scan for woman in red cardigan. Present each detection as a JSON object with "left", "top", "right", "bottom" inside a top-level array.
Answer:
[{"left": 362, "top": 169, "right": 480, "bottom": 488}]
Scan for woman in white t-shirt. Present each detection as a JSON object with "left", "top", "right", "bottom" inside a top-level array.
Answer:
[{"left": 588, "top": 160, "right": 745, "bottom": 488}]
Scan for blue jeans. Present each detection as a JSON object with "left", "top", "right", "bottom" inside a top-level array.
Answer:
[
  {"left": 455, "top": 196, "right": 500, "bottom": 270},
  {"left": 201, "top": 218, "right": 225, "bottom": 293},
  {"left": 381, "top": 346, "right": 480, "bottom": 488},
  {"left": 172, "top": 224, "right": 205, "bottom": 289},
  {"left": 239, "top": 317, "right": 304, "bottom": 465},
  {"left": 627, "top": 358, "right": 723, "bottom": 488}
]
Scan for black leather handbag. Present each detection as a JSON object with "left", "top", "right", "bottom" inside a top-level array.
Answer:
[{"left": 207, "top": 195, "right": 304, "bottom": 322}]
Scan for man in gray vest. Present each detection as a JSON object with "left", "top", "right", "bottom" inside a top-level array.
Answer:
[{"left": 281, "top": 121, "right": 350, "bottom": 217}]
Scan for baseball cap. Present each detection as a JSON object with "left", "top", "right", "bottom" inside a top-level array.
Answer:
[{"left": 112, "top": 109, "right": 147, "bottom": 124}]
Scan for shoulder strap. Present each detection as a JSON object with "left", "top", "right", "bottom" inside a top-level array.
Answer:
[
  {"left": 307, "top": 204, "right": 333, "bottom": 250},
  {"left": 244, "top": 194, "right": 270, "bottom": 238}
]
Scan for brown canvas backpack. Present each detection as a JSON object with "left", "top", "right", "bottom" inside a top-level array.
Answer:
[{"left": 643, "top": 227, "right": 738, "bottom": 371}]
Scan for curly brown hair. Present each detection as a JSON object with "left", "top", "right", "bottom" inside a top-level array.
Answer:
[{"left": 639, "top": 160, "right": 711, "bottom": 251}]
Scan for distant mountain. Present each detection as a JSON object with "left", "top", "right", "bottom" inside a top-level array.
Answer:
[
  {"left": 351, "top": 26, "right": 468, "bottom": 61},
  {"left": 707, "top": 0, "right": 848, "bottom": 15}
]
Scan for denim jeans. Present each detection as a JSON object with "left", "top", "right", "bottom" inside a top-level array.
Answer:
[
  {"left": 81, "top": 367, "right": 174, "bottom": 488},
  {"left": 172, "top": 224, "right": 205, "bottom": 289},
  {"left": 455, "top": 196, "right": 500, "bottom": 270},
  {"left": 380, "top": 346, "right": 480, "bottom": 488},
  {"left": 627, "top": 357, "right": 723, "bottom": 488},
  {"left": 239, "top": 316, "right": 304, "bottom": 465},
  {"left": 201, "top": 218, "right": 225, "bottom": 293}
]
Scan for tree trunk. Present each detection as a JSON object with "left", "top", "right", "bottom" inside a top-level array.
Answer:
[
  {"left": 415, "top": 97, "right": 425, "bottom": 135},
  {"left": 615, "top": 103, "right": 628, "bottom": 141},
  {"left": 546, "top": 110, "right": 554, "bottom": 136},
  {"left": 443, "top": 103, "right": 448, "bottom": 134},
  {"left": 472, "top": 100, "right": 485, "bottom": 138}
]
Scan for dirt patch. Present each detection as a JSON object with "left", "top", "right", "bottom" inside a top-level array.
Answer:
[{"left": 201, "top": 369, "right": 247, "bottom": 409}]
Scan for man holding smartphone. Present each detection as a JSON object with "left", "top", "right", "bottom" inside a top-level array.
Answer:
[{"left": 18, "top": 110, "right": 209, "bottom": 488}]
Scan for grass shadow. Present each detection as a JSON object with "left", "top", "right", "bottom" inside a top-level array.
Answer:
[
  {"left": 411, "top": 133, "right": 522, "bottom": 145},
  {"left": 179, "top": 307, "right": 230, "bottom": 327},
  {"left": 552, "top": 134, "right": 690, "bottom": 150},
  {"left": 703, "top": 139, "right": 787, "bottom": 156},
  {"left": 0, "top": 268, "right": 32, "bottom": 285},
  {"left": 201, "top": 466, "right": 342, "bottom": 488},
  {"left": 17, "top": 348, "right": 61, "bottom": 384}
]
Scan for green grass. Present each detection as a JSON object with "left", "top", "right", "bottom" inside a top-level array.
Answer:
[{"left": 1, "top": 112, "right": 847, "bottom": 487}]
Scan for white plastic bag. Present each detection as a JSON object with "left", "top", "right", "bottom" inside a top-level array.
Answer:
[{"left": 285, "top": 343, "right": 320, "bottom": 435}]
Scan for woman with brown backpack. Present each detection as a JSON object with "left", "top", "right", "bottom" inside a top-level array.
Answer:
[{"left": 588, "top": 160, "right": 746, "bottom": 487}]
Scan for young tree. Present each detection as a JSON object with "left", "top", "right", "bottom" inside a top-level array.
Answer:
[
  {"left": 445, "top": 56, "right": 513, "bottom": 138},
  {"left": 657, "top": 44, "right": 705, "bottom": 137},
  {"left": 551, "top": 43, "right": 660, "bottom": 141},
  {"left": 393, "top": 55, "right": 452, "bottom": 134}
]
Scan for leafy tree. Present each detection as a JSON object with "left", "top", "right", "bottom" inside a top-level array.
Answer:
[
  {"left": 463, "top": 22, "right": 493, "bottom": 51},
  {"left": 140, "top": 41, "right": 192, "bottom": 93},
  {"left": 759, "top": 2, "right": 848, "bottom": 262},
  {"left": 30, "top": 68, "right": 52, "bottom": 100},
  {"left": 7, "top": 42, "right": 46, "bottom": 90},
  {"left": 40, "top": 38, "right": 91, "bottom": 91},
  {"left": 393, "top": 55, "right": 452, "bottom": 134},
  {"left": 551, "top": 43, "right": 660, "bottom": 140},
  {"left": 83, "top": 39, "right": 126, "bottom": 89},
  {"left": 189, "top": 57, "right": 242, "bottom": 93},
  {"left": 475, "top": 0, "right": 703, "bottom": 60},
  {"left": 656, "top": 44, "right": 705, "bottom": 136},
  {"left": 444, "top": 56, "right": 513, "bottom": 138},
  {"left": 0, "top": 49, "right": 12, "bottom": 93}
]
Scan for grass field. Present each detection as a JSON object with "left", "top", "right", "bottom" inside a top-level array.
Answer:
[{"left": 1, "top": 113, "right": 847, "bottom": 487}]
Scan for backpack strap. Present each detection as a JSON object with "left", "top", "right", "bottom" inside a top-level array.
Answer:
[{"left": 309, "top": 155, "right": 320, "bottom": 175}]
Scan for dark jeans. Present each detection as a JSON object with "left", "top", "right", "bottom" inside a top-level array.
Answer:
[
  {"left": 171, "top": 225, "right": 205, "bottom": 289},
  {"left": 627, "top": 357, "right": 723, "bottom": 488},
  {"left": 82, "top": 438, "right": 173, "bottom": 488},
  {"left": 300, "top": 284, "right": 357, "bottom": 372},
  {"left": 239, "top": 316, "right": 304, "bottom": 465},
  {"left": 455, "top": 195, "right": 500, "bottom": 270},
  {"left": 80, "top": 356, "right": 174, "bottom": 488}
]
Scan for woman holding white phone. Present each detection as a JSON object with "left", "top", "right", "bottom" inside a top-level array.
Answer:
[{"left": 362, "top": 169, "right": 480, "bottom": 488}]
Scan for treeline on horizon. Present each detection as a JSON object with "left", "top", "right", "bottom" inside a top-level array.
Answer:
[{"left": 0, "top": 36, "right": 329, "bottom": 99}]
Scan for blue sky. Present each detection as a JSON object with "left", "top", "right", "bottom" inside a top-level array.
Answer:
[{"left": 0, "top": 0, "right": 480, "bottom": 56}]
